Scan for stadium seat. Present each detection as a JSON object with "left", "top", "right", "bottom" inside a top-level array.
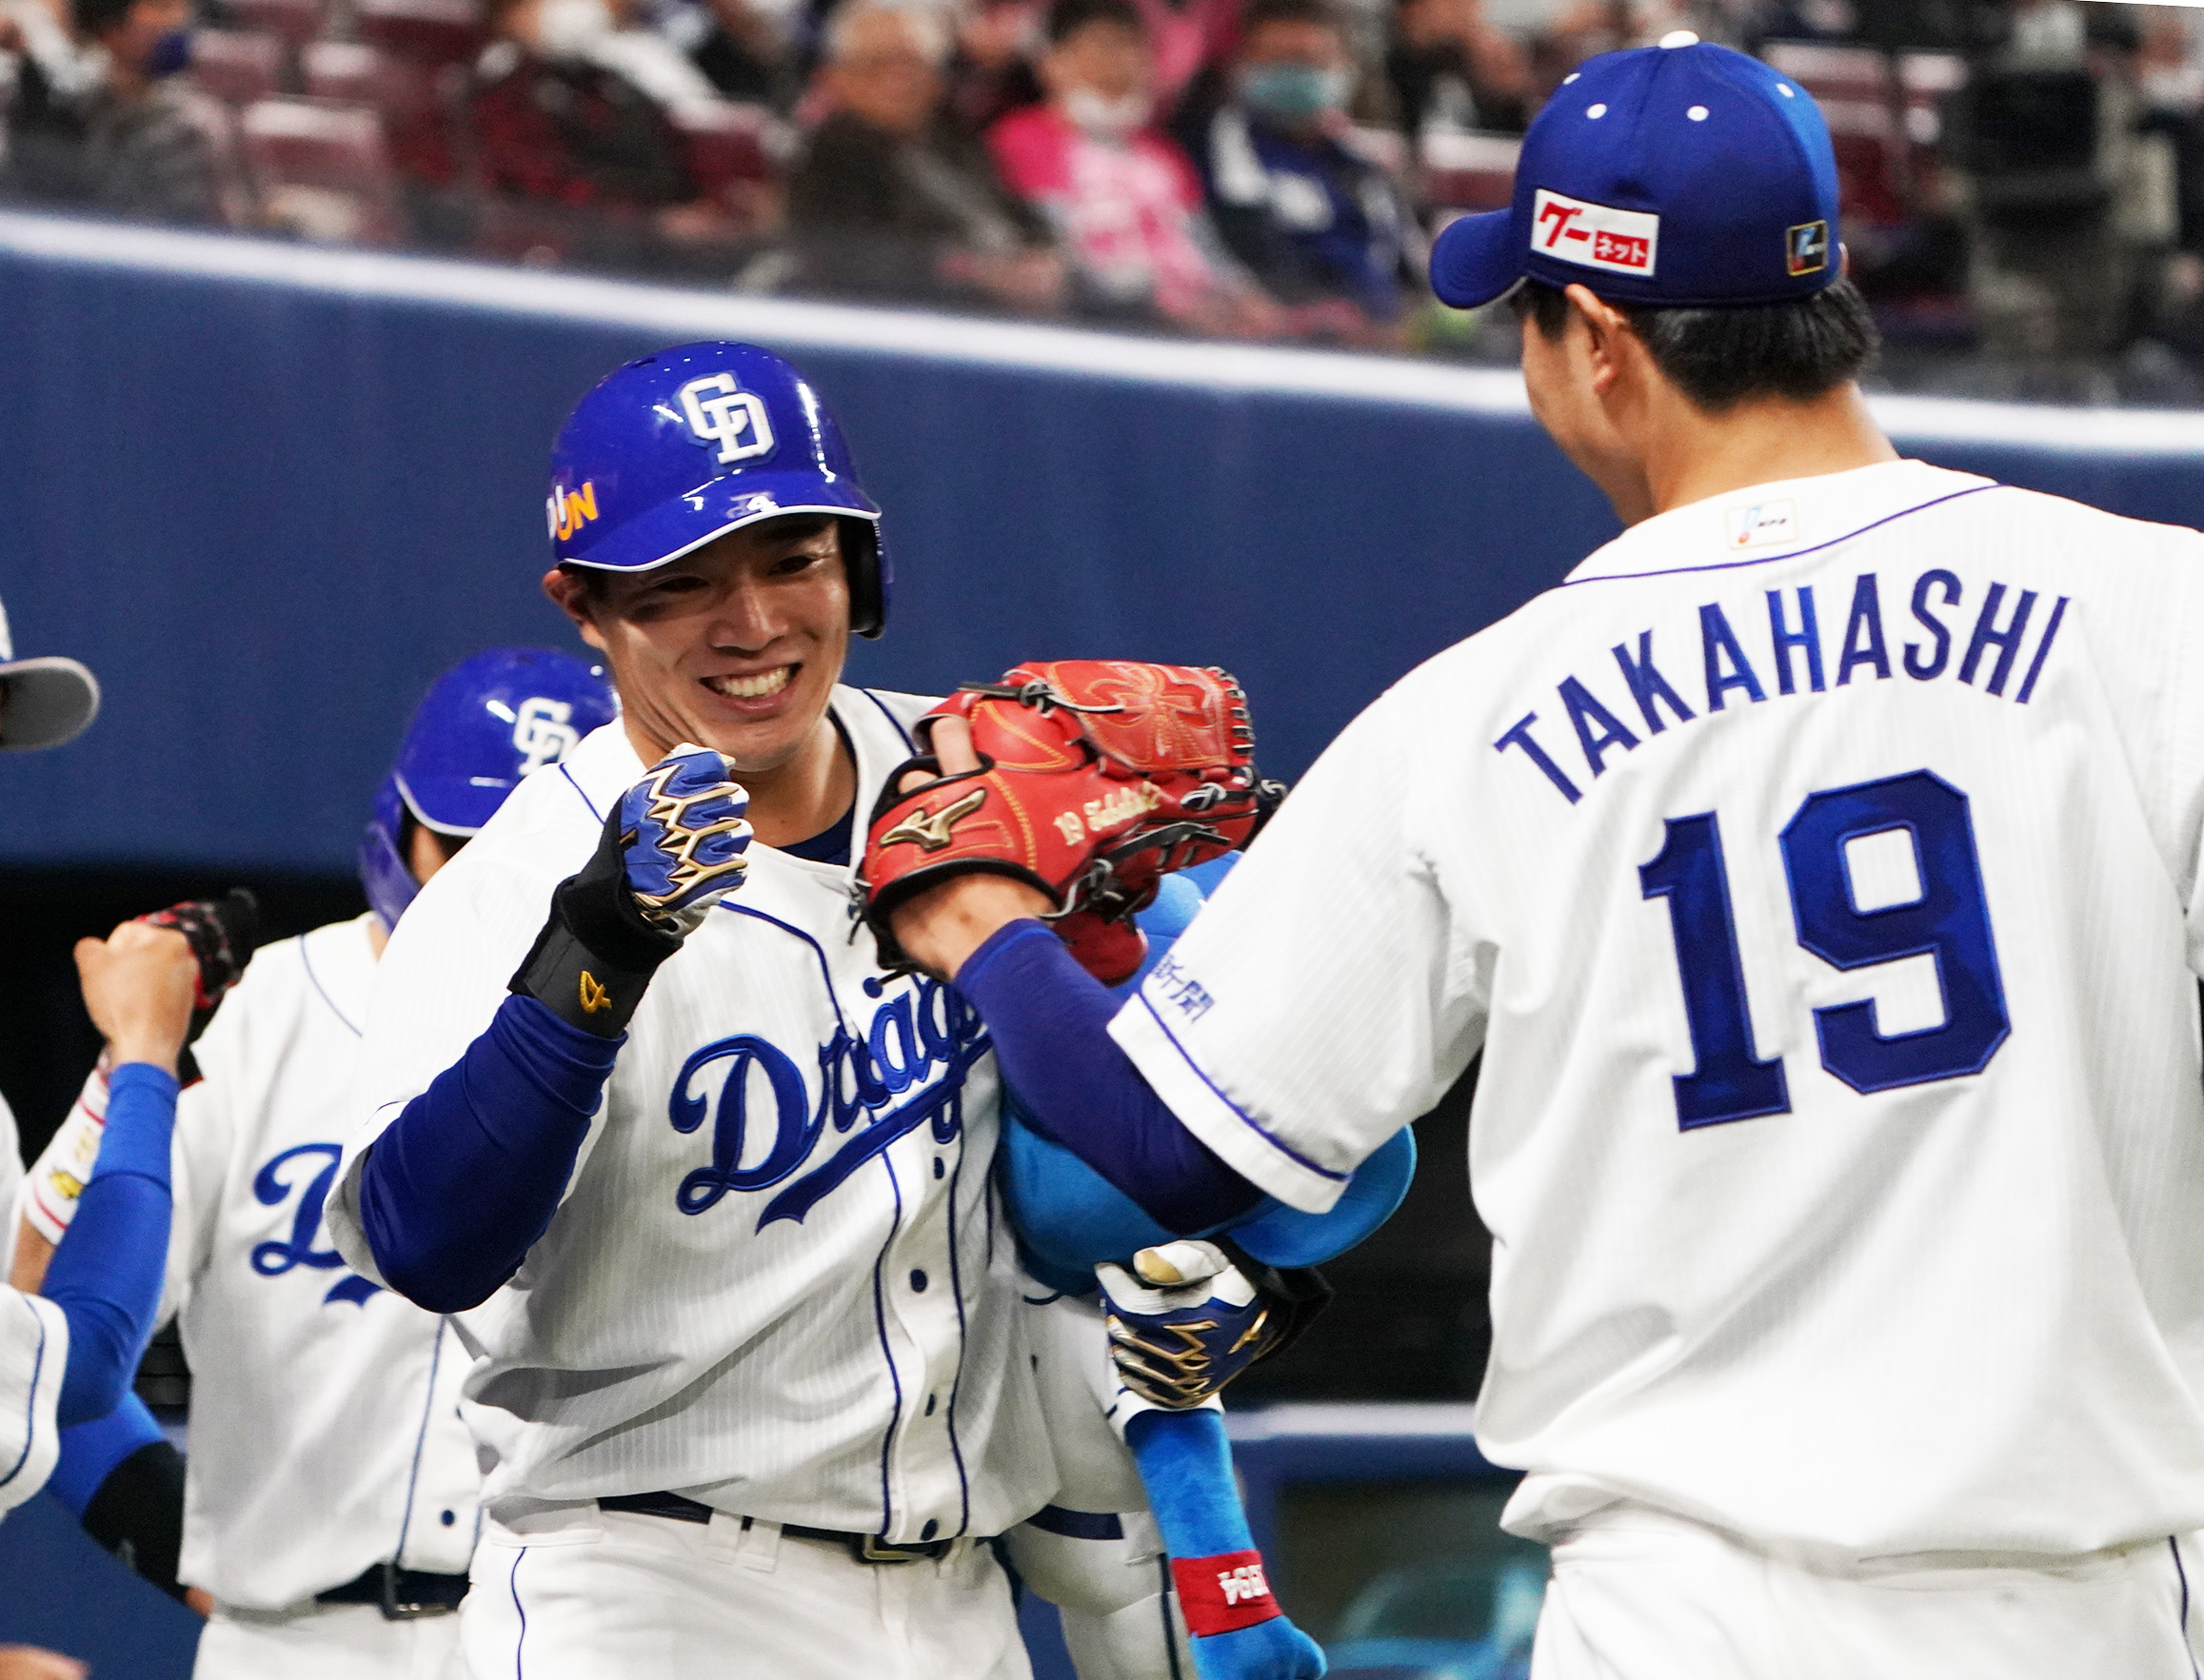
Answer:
[
  {"left": 303, "top": 40, "right": 466, "bottom": 184},
  {"left": 240, "top": 96, "right": 407, "bottom": 245},
  {"left": 223, "top": 0, "right": 325, "bottom": 48},
  {"left": 190, "top": 29, "right": 286, "bottom": 104},
  {"left": 1420, "top": 130, "right": 1520, "bottom": 215},
  {"left": 355, "top": 0, "right": 486, "bottom": 67}
]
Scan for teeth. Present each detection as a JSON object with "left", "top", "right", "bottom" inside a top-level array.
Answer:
[{"left": 708, "top": 667, "right": 792, "bottom": 700}]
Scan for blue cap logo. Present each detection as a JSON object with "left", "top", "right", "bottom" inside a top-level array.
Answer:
[{"left": 677, "top": 372, "right": 777, "bottom": 466}]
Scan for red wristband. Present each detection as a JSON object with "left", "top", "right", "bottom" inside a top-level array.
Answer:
[{"left": 1171, "top": 1550, "right": 1281, "bottom": 1636}]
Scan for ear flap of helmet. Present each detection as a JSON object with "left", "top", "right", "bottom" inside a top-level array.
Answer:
[
  {"left": 843, "top": 517, "right": 890, "bottom": 641},
  {"left": 359, "top": 777, "right": 421, "bottom": 934}
]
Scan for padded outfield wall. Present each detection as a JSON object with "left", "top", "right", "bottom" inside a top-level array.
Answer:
[{"left": 0, "top": 209, "right": 2201, "bottom": 871}]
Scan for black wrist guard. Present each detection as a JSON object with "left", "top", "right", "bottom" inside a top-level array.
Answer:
[
  {"left": 509, "top": 804, "right": 683, "bottom": 1037},
  {"left": 83, "top": 1439, "right": 190, "bottom": 1604}
]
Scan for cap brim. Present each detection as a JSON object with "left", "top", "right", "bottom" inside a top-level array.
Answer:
[
  {"left": 0, "top": 657, "right": 99, "bottom": 752},
  {"left": 564, "top": 467, "right": 882, "bottom": 574},
  {"left": 1430, "top": 208, "right": 1524, "bottom": 310}
]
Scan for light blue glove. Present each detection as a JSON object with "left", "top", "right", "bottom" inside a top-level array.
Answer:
[{"left": 619, "top": 743, "right": 753, "bottom": 933}]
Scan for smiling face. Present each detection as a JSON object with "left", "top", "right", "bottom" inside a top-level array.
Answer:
[{"left": 545, "top": 515, "right": 852, "bottom": 781}]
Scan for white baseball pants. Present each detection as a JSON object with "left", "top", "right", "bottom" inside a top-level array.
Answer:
[
  {"left": 193, "top": 1598, "right": 462, "bottom": 1679},
  {"left": 457, "top": 1507, "right": 1032, "bottom": 1680},
  {"left": 1533, "top": 1508, "right": 2204, "bottom": 1680}
]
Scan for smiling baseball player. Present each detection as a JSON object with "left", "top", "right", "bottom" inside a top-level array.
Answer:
[
  {"left": 18, "top": 647, "right": 614, "bottom": 1679},
  {"left": 867, "top": 35, "right": 2204, "bottom": 1678},
  {"left": 323, "top": 343, "right": 1353, "bottom": 1680}
]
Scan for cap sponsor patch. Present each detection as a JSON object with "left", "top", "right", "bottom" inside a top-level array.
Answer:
[
  {"left": 1532, "top": 188, "right": 1659, "bottom": 278},
  {"left": 1726, "top": 498, "right": 1797, "bottom": 550},
  {"left": 1787, "top": 219, "right": 1830, "bottom": 277}
]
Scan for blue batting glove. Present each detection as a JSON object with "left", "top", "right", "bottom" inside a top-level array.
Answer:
[
  {"left": 1099, "top": 1240, "right": 1281, "bottom": 1410},
  {"left": 1193, "top": 1617, "right": 1327, "bottom": 1680},
  {"left": 620, "top": 744, "right": 752, "bottom": 934}
]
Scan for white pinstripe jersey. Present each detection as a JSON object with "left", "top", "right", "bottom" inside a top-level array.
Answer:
[
  {"left": 19, "top": 920, "right": 483, "bottom": 1608},
  {"left": 328, "top": 689, "right": 1053, "bottom": 1543},
  {"left": 1114, "top": 459, "right": 2204, "bottom": 1563}
]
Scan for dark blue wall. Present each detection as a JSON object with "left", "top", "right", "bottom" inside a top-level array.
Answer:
[{"left": 0, "top": 219, "right": 2200, "bottom": 871}]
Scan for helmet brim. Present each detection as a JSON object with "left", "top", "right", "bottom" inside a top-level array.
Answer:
[
  {"left": 562, "top": 468, "right": 882, "bottom": 574},
  {"left": 0, "top": 657, "right": 100, "bottom": 753}
]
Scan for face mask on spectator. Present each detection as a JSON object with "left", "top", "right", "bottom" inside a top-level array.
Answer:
[
  {"left": 537, "top": 0, "right": 614, "bottom": 55},
  {"left": 1238, "top": 62, "right": 1348, "bottom": 122},
  {"left": 144, "top": 25, "right": 189, "bottom": 76},
  {"left": 1062, "top": 87, "right": 1149, "bottom": 138}
]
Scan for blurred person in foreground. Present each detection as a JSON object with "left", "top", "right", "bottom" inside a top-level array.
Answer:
[
  {"left": 1386, "top": 0, "right": 1529, "bottom": 141},
  {"left": 15, "top": 650, "right": 615, "bottom": 1680},
  {"left": 1178, "top": 0, "right": 1415, "bottom": 344},
  {"left": 788, "top": 0, "right": 1065, "bottom": 312},
  {"left": 0, "top": 600, "right": 192, "bottom": 1679},
  {"left": 989, "top": 0, "right": 1281, "bottom": 333},
  {"left": 0, "top": 0, "right": 243, "bottom": 226}
]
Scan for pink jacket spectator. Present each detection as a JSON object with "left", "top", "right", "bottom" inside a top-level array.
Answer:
[{"left": 988, "top": 103, "right": 1229, "bottom": 322}]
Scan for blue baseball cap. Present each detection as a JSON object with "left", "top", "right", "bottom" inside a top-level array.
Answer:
[{"left": 1431, "top": 35, "right": 1841, "bottom": 311}]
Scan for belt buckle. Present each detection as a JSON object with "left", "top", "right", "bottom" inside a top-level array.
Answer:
[
  {"left": 377, "top": 1561, "right": 447, "bottom": 1621},
  {"left": 854, "top": 1533, "right": 934, "bottom": 1565}
]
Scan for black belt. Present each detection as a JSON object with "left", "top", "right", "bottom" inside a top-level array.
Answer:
[
  {"left": 598, "top": 1491, "right": 958, "bottom": 1563},
  {"left": 316, "top": 1560, "right": 469, "bottom": 1619}
]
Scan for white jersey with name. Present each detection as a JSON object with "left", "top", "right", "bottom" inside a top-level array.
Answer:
[
  {"left": 0, "top": 1094, "right": 66, "bottom": 1522},
  {"left": 1115, "top": 459, "right": 2204, "bottom": 1564},
  {"left": 328, "top": 689, "right": 1052, "bottom": 1544}
]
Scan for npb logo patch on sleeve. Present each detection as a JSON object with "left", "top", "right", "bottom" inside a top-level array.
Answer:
[{"left": 1532, "top": 189, "right": 1659, "bottom": 279}]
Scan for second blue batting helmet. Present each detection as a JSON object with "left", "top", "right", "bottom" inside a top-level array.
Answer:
[
  {"left": 546, "top": 343, "right": 890, "bottom": 638},
  {"left": 360, "top": 647, "right": 619, "bottom": 932}
]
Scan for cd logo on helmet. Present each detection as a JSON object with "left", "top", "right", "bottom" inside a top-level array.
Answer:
[
  {"left": 679, "top": 373, "right": 777, "bottom": 466},
  {"left": 513, "top": 696, "right": 581, "bottom": 773}
]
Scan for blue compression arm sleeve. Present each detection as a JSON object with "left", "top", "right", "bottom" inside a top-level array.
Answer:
[
  {"left": 43, "top": 1063, "right": 177, "bottom": 1429},
  {"left": 953, "top": 919, "right": 1261, "bottom": 1233},
  {"left": 47, "top": 1390, "right": 165, "bottom": 1517},
  {"left": 1124, "top": 1409, "right": 1252, "bottom": 1556},
  {"left": 358, "top": 994, "right": 619, "bottom": 1314}
]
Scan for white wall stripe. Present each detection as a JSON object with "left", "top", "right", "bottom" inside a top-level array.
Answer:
[{"left": 4, "top": 210, "right": 2203, "bottom": 456}]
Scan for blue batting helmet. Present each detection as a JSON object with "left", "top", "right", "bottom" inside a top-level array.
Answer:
[
  {"left": 360, "top": 647, "right": 619, "bottom": 932},
  {"left": 546, "top": 343, "right": 890, "bottom": 639}
]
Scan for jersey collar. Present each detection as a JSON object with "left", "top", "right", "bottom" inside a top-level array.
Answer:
[{"left": 1561, "top": 460, "right": 1999, "bottom": 587}]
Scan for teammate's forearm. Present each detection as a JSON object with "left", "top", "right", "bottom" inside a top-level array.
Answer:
[
  {"left": 1124, "top": 1409, "right": 1254, "bottom": 1557},
  {"left": 358, "top": 993, "right": 617, "bottom": 1313},
  {"left": 954, "top": 919, "right": 1261, "bottom": 1233},
  {"left": 42, "top": 1064, "right": 176, "bottom": 1428}
]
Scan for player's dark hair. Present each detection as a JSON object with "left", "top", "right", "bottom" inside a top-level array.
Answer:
[
  {"left": 1511, "top": 276, "right": 1880, "bottom": 412},
  {"left": 1241, "top": 0, "right": 1342, "bottom": 35},
  {"left": 1046, "top": 0, "right": 1143, "bottom": 45}
]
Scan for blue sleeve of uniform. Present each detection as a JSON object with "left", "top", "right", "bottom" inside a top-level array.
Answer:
[
  {"left": 43, "top": 1063, "right": 177, "bottom": 1429},
  {"left": 358, "top": 993, "right": 619, "bottom": 1314},
  {"left": 46, "top": 1390, "right": 166, "bottom": 1517},
  {"left": 952, "top": 919, "right": 1261, "bottom": 1235}
]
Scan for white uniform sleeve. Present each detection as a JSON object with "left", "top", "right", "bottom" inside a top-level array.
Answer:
[
  {"left": 326, "top": 840, "right": 577, "bottom": 1282},
  {"left": 0, "top": 1285, "right": 68, "bottom": 1517},
  {"left": 1109, "top": 682, "right": 1492, "bottom": 1212},
  {"left": 17, "top": 1068, "right": 108, "bottom": 1248}
]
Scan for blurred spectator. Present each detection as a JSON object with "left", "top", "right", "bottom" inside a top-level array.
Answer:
[
  {"left": 787, "top": 2, "right": 1065, "bottom": 312},
  {"left": 989, "top": 0, "right": 1279, "bottom": 332},
  {"left": 947, "top": 0, "right": 1043, "bottom": 134},
  {"left": 0, "top": 0, "right": 243, "bottom": 224},
  {"left": 685, "top": 0, "right": 794, "bottom": 104},
  {"left": 473, "top": 0, "right": 745, "bottom": 251},
  {"left": 1177, "top": 0, "right": 1413, "bottom": 341},
  {"left": 1385, "top": 0, "right": 1529, "bottom": 139}
]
